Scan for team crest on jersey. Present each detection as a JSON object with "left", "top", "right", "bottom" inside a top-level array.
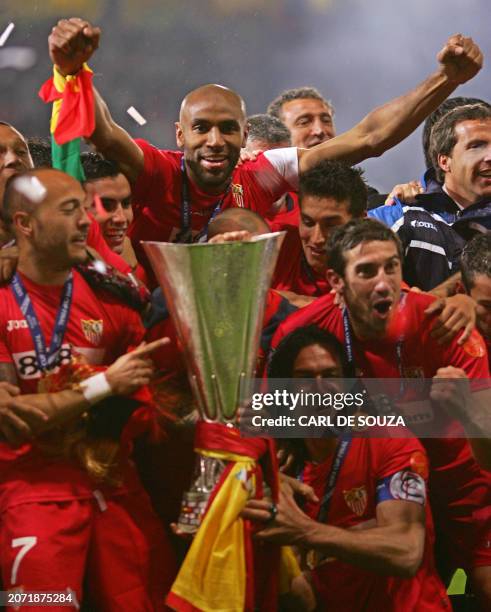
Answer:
[
  {"left": 462, "top": 332, "right": 486, "bottom": 358},
  {"left": 81, "top": 319, "right": 103, "bottom": 345},
  {"left": 409, "top": 451, "right": 429, "bottom": 480},
  {"left": 232, "top": 183, "right": 245, "bottom": 208},
  {"left": 343, "top": 486, "right": 368, "bottom": 516}
]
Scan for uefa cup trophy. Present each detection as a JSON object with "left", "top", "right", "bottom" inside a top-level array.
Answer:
[{"left": 143, "top": 233, "right": 284, "bottom": 533}]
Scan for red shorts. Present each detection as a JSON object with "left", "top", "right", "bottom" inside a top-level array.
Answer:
[{"left": 0, "top": 487, "right": 177, "bottom": 611}]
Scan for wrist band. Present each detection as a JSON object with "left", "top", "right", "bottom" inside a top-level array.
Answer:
[{"left": 80, "top": 372, "right": 112, "bottom": 405}]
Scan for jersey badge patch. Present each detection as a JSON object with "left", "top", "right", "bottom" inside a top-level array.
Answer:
[
  {"left": 81, "top": 319, "right": 103, "bottom": 345},
  {"left": 409, "top": 451, "right": 429, "bottom": 480},
  {"left": 343, "top": 486, "right": 368, "bottom": 516},
  {"left": 462, "top": 332, "right": 486, "bottom": 358}
]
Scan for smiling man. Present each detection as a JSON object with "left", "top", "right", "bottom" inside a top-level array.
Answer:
[
  {"left": 370, "top": 103, "right": 491, "bottom": 290},
  {"left": 267, "top": 87, "right": 336, "bottom": 149},
  {"left": 47, "top": 18, "right": 483, "bottom": 286},
  {"left": 272, "top": 159, "right": 367, "bottom": 297}
]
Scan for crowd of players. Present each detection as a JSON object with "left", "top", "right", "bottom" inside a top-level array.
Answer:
[{"left": 0, "top": 15, "right": 490, "bottom": 612}]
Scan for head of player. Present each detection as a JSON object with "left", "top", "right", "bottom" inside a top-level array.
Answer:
[
  {"left": 461, "top": 233, "right": 491, "bottom": 343},
  {"left": 299, "top": 160, "right": 367, "bottom": 276},
  {"left": 3, "top": 168, "right": 90, "bottom": 280},
  {"left": 245, "top": 114, "right": 291, "bottom": 153},
  {"left": 81, "top": 152, "right": 133, "bottom": 255},
  {"left": 176, "top": 84, "right": 248, "bottom": 194},
  {"left": 325, "top": 218, "right": 403, "bottom": 339},
  {"left": 0, "top": 122, "right": 34, "bottom": 244},
  {"left": 267, "top": 87, "right": 335, "bottom": 149},
  {"left": 269, "top": 324, "right": 346, "bottom": 379},
  {"left": 207, "top": 207, "right": 270, "bottom": 239},
  {"left": 422, "top": 96, "right": 491, "bottom": 170},
  {"left": 429, "top": 103, "right": 491, "bottom": 208}
]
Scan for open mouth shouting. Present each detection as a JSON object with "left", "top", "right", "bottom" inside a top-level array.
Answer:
[{"left": 372, "top": 298, "right": 394, "bottom": 320}]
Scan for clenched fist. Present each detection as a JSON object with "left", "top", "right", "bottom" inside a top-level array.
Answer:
[
  {"left": 437, "top": 34, "right": 483, "bottom": 85},
  {"left": 49, "top": 17, "right": 101, "bottom": 76}
]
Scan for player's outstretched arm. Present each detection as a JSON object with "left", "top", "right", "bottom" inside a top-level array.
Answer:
[
  {"left": 299, "top": 34, "right": 483, "bottom": 172},
  {"left": 48, "top": 17, "right": 144, "bottom": 183},
  {"left": 243, "top": 488, "right": 425, "bottom": 578}
]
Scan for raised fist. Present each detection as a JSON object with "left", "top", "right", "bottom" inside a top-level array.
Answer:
[
  {"left": 437, "top": 34, "right": 483, "bottom": 85},
  {"left": 49, "top": 17, "right": 101, "bottom": 76}
]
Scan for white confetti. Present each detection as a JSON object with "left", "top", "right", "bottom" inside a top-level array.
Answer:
[
  {"left": 13, "top": 175, "right": 47, "bottom": 203},
  {"left": 93, "top": 260, "right": 107, "bottom": 274},
  {"left": 0, "top": 47, "right": 37, "bottom": 70},
  {"left": 0, "top": 22, "right": 14, "bottom": 47},
  {"left": 127, "top": 106, "right": 147, "bottom": 126}
]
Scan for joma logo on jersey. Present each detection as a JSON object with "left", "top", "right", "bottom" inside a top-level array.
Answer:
[
  {"left": 81, "top": 319, "right": 103, "bottom": 345},
  {"left": 410, "top": 220, "right": 437, "bottom": 231},
  {"left": 7, "top": 320, "right": 28, "bottom": 332}
]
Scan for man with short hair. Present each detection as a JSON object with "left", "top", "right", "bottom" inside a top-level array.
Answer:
[
  {"left": 272, "top": 159, "right": 367, "bottom": 298},
  {"left": 48, "top": 18, "right": 483, "bottom": 286},
  {"left": 370, "top": 103, "right": 491, "bottom": 290},
  {"left": 271, "top": 218, "right": 491, "bottom": 605},
  {"left": 461, "top": 233, "right": 491, "bottom": 359},
  {"left": 245, "top": 113, "right": 291, "bottom": 153},
  {"left": 0, "top": 167, "right": 176, "bottom": 608},
  {"left": 267, "top": 86, "right": 335, "bottom": 148},
  {"left": 0, "top": 122, "right": 133, "bottom": 277},
  {"left": 81, "top": 152, "right": 147, "bottom": 284}
]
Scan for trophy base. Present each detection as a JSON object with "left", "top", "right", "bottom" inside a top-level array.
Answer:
[{"left": 176, "top": 453, "right": 226, "bottom": 535}]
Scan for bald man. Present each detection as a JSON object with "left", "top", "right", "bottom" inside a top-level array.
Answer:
[
  {"left": 0, "top": 167, "right": 176, "bottom": 607},
  {"left": 0, "top": 122, "right": 137, "bottom": 280},
  {"left": 48, "top": 19, "right": 483, "bottom": 286}
]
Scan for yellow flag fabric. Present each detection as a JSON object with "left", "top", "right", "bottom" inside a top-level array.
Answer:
[{"left": 168, "top": 448, "right": 256, "bottom": 612}]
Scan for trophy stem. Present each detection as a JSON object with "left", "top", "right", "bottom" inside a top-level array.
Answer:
[{"left": 176, "top": 452, "right": 226, "bottom": 534}]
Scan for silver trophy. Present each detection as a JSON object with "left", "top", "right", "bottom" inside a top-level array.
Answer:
[{"left": 143, "top": 233, "right": 284, "bottom": 532}]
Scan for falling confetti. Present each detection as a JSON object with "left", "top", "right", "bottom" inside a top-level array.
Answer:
[
  {"left": 0, "top": 22, "right": 14, "bottom": 47},
  {"left": 127, "top": 106, "right": 147, "bottom": 126},
  {"left": 14, "top": 175, "right": 47, "bottom": 203}
]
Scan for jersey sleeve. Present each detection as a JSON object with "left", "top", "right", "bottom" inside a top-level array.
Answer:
[
  {"left": 132, "top": 139, "right": 173, "bottom": 206},
  {"left": 242, "top": 149, "right": 299, "bottom": 216},
  {"left": 263, "top": 148, "right": 299, "bottom": 191},
  {"left": 87, "top": 216, "right": 132, "bottom": 275},
  {"left": 425, "top": 326, "right": 490, "bottom": 378}
]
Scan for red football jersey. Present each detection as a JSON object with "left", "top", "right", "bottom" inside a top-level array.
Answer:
[
  {"left": 303, "top": 437, "right": 449, "bottom": 612},
  {"left": 0, "top": 269, "right": 145, "bottom": 506},
  {"left": 265, "top": 191, "right": 300, "bottom": 231},
  {"left": 271, "top": 226, "right": 331, "bottom": 297},
  {"left": 128, "top": 140, "right": 298, "bottom": 285},
  {"left": 271, "top": 290, "right": 491, "bottom": 568}
]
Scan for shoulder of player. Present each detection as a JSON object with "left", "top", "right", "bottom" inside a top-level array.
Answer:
[
  {"left": 73, "top": 269, "right": 141, "bottom": 316},
  {"left": 234, "top": 147, "right": 298, "bottom": 176},
  {"left": 133, "top": 139, "right": 182, "bottom": 176},
  {"left": 360, "top": 436, "right": 429, "bottom": 480},
  {"left": 399, "top": 291, "right": 435, "bottom": 323},
  {"left": 279, "top": 292, "right": 337, "bottom": 335}
]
